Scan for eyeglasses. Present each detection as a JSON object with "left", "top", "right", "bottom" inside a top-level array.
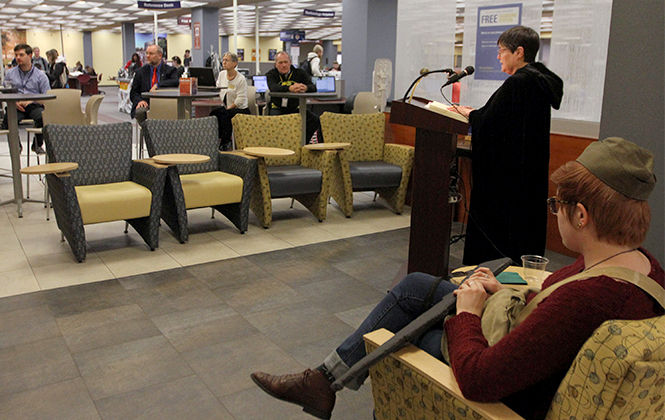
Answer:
[
  {"left": 547, "top": 197, "right": 575, "bottom": 215},
  {"left": 497, "top": 47, "right": 510, "bottom": 55}
]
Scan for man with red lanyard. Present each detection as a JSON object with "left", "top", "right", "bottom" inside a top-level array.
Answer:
[{"left": 129, "top": 44, "right": 179, "bottom": 124}]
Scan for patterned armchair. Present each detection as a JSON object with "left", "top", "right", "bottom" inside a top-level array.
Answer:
[
  {"left": 319, "top": 112, "right": 414, "bottom": 216},
  {"left": 43, "top": 123, "right": 167, "bottom": 262},
  {"left": 142, "top": 117, "right": 256, "bottom": 242},
  {"left": 364, "top": 315, "right": 665, "bottom": 420},
  {"left": 231, "top": 113, "right": 335, "bottom": 228}
]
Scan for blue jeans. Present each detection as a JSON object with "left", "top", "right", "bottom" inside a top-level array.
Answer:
[{"left": 323, "top": 272, "right": 457, "bottom": 389}]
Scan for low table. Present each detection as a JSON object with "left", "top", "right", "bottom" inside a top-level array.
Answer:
[
  {"left": 152, "top": 153, "right": 211, "bottom": 165},
  {"left": 303, "top": 142, "right": 350, "bottom": 151},
  {"left": 242, "top": 147, "right": 295, "bottom": 158},
  {"left": 20, "top": 162, "right": 78, "bottom": 220}
]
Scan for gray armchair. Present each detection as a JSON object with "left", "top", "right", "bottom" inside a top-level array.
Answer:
[
  {"left": 43, "top": 122, "right": 167, "bottom": 262},
  {"left": 142, "top": 117, "right": 256, "bottom": 242}
]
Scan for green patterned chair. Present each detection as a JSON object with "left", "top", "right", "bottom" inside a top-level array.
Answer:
[
  {"left": 44, "top": 123, "right": 167, "bottom": 262},
  {"left": 364, "top": 315, "right": 665, "bottom": 420},
  {"left": 142, "top": 117, "right": 256, "bottom": 242},
  {"left": 319, "top": 112, "right": 414, "bottom": 217},
  {"left": 231, "top": 113, "right": 335, "bottom": 228}
]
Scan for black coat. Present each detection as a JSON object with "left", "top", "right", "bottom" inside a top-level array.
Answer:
[
  {"left": 265, "top": 65, "right": 316, "bottom": 112},
  {"left": 129, "top": 62, "right": 179, "bottom": 117},
  {"left": 463, "top": 62, "right": 563, "bottom": 265}
]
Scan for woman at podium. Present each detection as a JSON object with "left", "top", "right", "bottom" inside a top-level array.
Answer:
[{"left": 452, "top": 26, "right": 563, "bottom": 265}]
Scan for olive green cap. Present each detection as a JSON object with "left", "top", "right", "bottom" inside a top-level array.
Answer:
[{"left": 576, "top": 137, "right": 656, "bottom": 200}]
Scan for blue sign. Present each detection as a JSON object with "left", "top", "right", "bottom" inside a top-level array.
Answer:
[
  {"left": 303, "top": 9, "right": 335, "bottom": 18},
  {"left": 474, "top": 3, "right": 522, "bottom": 81},
  {"left": 137, "top": 1, "right": 181, "bottom": 9},
  {"left": 279, "top": 30, "right": 306, "bottom": 43}
]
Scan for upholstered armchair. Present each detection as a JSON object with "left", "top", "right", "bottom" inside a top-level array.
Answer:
[
  {"left": 142, "top": 117, "right": 256, "bottom": 242},
  {"left": 364, "top": 315, "right": 665, "bottom": 420},
  {"left": 231, "top": 113, "right": 335, "bottom": 228},
  {"left": 43, "top": 122, "right": 167, "bottom": 262},
  {"left": 319, "top": 112, "right": 414, "bottom": 217}
]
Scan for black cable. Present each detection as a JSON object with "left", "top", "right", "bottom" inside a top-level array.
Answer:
[{"left": 440, "top": 86, "right": 469, "bottom": 123}]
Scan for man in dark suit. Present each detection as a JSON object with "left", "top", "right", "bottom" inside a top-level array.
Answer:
[{"left": 130, "top": 44, "right": 179, "bottom": 123}]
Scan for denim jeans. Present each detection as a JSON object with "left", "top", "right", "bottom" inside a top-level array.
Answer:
[{"left": 323, "top": 272, "right": 458, "bottom": 389}]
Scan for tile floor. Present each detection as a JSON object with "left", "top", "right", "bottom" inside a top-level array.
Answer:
[{"left": 0, "top": 87, "right": 575, "bottom": 419}]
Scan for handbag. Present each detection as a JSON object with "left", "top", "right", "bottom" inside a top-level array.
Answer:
[{"left": 441, "top": 266, "right": 664, "bottom": 363}]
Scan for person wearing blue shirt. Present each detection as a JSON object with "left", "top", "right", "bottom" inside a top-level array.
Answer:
[{"left": 2, "top": 44, "right": 50, "bottom": 154}]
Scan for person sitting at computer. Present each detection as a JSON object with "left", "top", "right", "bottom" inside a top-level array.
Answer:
[
  {"left": 265, "top": 51, "right": 322, "bottom": 143},
  {"left": 209, "top": 52, "right": 250, "bottom": 150}
]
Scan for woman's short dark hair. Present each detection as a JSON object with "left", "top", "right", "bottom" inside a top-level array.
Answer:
[
  {"left": 172, "top": 56, "right": 181, "bottom": 65},
  {"left": 497, "top": 25, "right": 540, "bottom": 63},
  {"left": 14, "top": 44, "right": 32, "bottom": 55}
]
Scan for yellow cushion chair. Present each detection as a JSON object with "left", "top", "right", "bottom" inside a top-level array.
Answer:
[
  {"left": 232, "top": 113, "right": 336, "bottom": 228},
  {"left": 364, "top": 315, "right": 665, "bottom": 420},
  {"left": 319, "top": 112, "right": 414, "bottom": 217}
]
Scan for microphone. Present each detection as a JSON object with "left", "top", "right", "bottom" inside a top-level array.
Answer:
[
  {"left": 443, "top": 66, "right": 474, "bottom": 87},
  {"left": 420, "top": 67, "right": 454, "bottom": 75}
]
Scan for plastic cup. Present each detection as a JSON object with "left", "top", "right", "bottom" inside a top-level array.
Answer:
[{"left": 521, "top": 255, "right": 549, "bottom": 284}]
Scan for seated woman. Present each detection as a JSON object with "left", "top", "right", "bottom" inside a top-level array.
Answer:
[
  {"left": 251, "top": 137, "right": 663, "bottom": 420},
  {"left": 209, "top": 52, "right": 250, "bottom": 150}
]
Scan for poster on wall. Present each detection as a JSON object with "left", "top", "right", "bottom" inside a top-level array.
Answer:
[
  {"left": 1, "top": 29, "right": 27, "bottom": 63},
  {"left": 135, "top": 32, "right": 168, "bottom": 59},
  {"left": 251, "top": 48, "right": 261, "bottom": 62},
  {"left": 268, "top": 49, "right": 277, "bottom": 61},
  {"left": 193, "top": 22, "right": 201, "bottom": 50},
  {"left": 237, "top": 48, "right": 244, "bottom": 61},
  {"left": 474, "top": 3, "right": 521, "bottom": 80}
]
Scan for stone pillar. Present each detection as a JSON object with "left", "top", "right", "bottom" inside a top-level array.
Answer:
[
  {"left": 191, "top": 7, "right": 220, "bottom": 67},
  {"left": 83, "top": 31, "right": 93, "bottom": 67},
  {"left": 121, "top": 23, "right": 135, "bottom": 64},
  {"left": 220, "top": 36, "right": 229, "bottom": 56},
  {"left": 322, "top": 40, "right": 337, "bottom": 70},
  {"left": 341, "top": 0, "right": 397, "bottom": 96}
]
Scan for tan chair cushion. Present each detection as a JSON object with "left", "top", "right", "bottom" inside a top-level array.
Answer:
[
  {"left": 76, "top": 181, "right": 152, "bottom": 225},
  {"left": 181, "top": 171, "right": 243, "bottom": 209}
]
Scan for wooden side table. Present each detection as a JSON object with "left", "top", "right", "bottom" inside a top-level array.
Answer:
[
  {"left": 242, "top": 147, "right": 296, "bottom": 158},
  {"left": 20, "top": 162, "right": 78, "bottom": 221},
  {"left": 303, "top": 142, "right": 351, "bottom": 151},
  {"left": 152, "top": 153, "right": 211, "bottom": 165}
]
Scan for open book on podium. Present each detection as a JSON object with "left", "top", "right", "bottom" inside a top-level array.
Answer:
[
  {"left": 424, "top": 101, "right": 469, "bottom": 123},
  {"left": 390, "top": 97, "right": 469, "bottom": 278}
]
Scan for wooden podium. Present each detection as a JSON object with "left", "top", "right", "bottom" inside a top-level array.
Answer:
[{"left": 390, "top": 99, "right": 469, "bottom": 277}]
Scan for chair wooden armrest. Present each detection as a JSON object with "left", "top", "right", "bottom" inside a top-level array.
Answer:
[{"left": 364, "top": 328, "right": 524, "bottom": 420}]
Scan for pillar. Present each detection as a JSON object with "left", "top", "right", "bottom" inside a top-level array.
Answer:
[
  {"left": 322, "top": 40, "right": 336, "bottom": 69},
  {"left": 83, "top": 31, "right": 93, "bottom": 67},
  {"left": 191, "top": 7, "right": 220, "bottom": 67},
  {"left": 121, "top": 23, "right": 135, "bottom": 64}
]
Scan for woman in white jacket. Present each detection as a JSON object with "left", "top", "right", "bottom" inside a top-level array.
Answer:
[
  {"left": 210, "top": 52, "right": 250, "bottom": 150},
  {"left": 307, "top": 44, "right": 324, "bottom": 77}
]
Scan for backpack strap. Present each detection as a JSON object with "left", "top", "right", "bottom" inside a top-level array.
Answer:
[{"left": 515, "top": 266, "right": 664, "bottom": 326}]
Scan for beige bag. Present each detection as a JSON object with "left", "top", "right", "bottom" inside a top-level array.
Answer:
[{"left": 441, "top": 266, "right": 664, "bottom": 363}]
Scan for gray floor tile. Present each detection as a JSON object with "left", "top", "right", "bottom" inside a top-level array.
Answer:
[
  {"left": 0, "top": 291, "right": 49, "bottom": 314},
  {"left": 152, "top": 304, "right": 258, "bottom": 353},
  {"left": 117, "top": 267, "right": 196, "bottom": 291},
  {"left": 333, "top": 255, "right": 405, "bottom": 292},
  {"left": 95, "top": 375, "right": 233, "bottom": 420},
  {"left": 220, "top": 387, "right": 316, "bottom": 420},
  {"left": 129, "top": 277, "right": 223, "bottom": 317},
  {"left": 0, "top": 305, "right": 60, "bottom": 349},
  {"left": 0, "top": 336, "right": 79, "bottom": 397},
  {"left": 0, "top": 378, "right": 100, "bottom": 420},
  {"left": 186, "top": 257, "right": 273, "bottom": 290},
  {"left": 73, "top": 335, "right": 193, "bottom": 400},
  {"left": 214, "top": 277, "right": 306, "bottom": 314},
  {"left": 57, "top": 304, "right": 161, "bottom": 353},
  {"left": 182, "top": 333, "right": 304, "bottom": 399},
  {"left": 292, "top": 274, "right": 385, "bottom": 313},
  {"left": 43, "top": 280, "right": 134, "bottom": 317}
]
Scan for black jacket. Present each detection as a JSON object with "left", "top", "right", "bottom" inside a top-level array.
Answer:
[
  {"left": 265, "top": 65, "right": 316, "bottom": 112},
  {"left": 463, "top": 62, "right": 563, "bottom": 265},
  {"left": 129, "top": 62, "right": 179, "bottom": 117}
]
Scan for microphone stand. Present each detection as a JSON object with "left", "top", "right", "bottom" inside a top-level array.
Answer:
[{"left": 402, "top": 69, "right": 455, "bottom": 103}]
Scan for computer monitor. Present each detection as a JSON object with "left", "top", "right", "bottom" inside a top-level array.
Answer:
[
  {"left": 252, "top": 75, "right": 268, "bottom": 93},
  {"left": 314, "top": 76, "right": 336, "bottom": 93},
  {"left": 188, "top": 67, "right": 216, "bottom": 86}
]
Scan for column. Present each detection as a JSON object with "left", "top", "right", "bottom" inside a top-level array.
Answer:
[
  {"left": 221, "top": 35, "right": 229, "bottom": 55},
  {"left": 83, "top": 31, "right": 93, "bottom": 67},
  {"left": 191, "top": 7, "right": 220, "bottom": 67},
  {"left": 322, "top": 40, "right": 336, "bottom": 69},
  {"left": 599, "top": 0, "right": 664, "bottom": 261},
  {"left": 341, "top": 0, "right": 397, "bottom": 96},
  {"left": 121, "top": 22, "right": 135, "bottom": 64}
]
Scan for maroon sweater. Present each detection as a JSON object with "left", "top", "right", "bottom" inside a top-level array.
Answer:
[{"left": 444, "top": 248, "right": 664, "bottom": 419}]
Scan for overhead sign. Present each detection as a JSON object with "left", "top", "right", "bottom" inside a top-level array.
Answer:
[
  {"left": 279, "top": 30, "right": 306, "bottom": 43},
  {"left": 177, "top": 16, "right": 191, "bottom": 26},
  {"left": 475, "top": 3, "right": 522, "bottom": 81},
  {"left": 137, "top": 1, "right": 181, "bottom": 9},
  {"left": 303, "top": 9, "right": 335, "bottom": 18}
]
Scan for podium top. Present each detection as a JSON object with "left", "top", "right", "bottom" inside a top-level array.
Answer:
[{"left": 390, "top": 98, "right": 469, "bottom": 135}]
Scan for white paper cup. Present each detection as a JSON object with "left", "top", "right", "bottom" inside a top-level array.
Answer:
[{"left": 521, "top": 255, "right": 549, "bottom": 283}]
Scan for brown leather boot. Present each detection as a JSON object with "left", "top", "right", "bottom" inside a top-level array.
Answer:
[{"left": 250, "top": 368, "right": 336, "bottom": 419}]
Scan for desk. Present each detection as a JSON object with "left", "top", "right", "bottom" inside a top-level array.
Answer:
[
  {"left": 20, "top": 162, "right": 78, "bottom": 221},
  {"left": 192, "top": 98, "right": 223, "bottom": 118},
  {"left": 67, "top": 76, "right": 80, "bottom": 91},
  {"left": 269, "top": 92, "right": 338, "bottom": 145},
  {"left": 307, "top": 97, "right": 346, "bottom": 116},
  {"left": 142, "top": 90, "right": 219, "bottom": 120},
  {"left": 0, "top": 93, "right": 56, "bottom": 217}
]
